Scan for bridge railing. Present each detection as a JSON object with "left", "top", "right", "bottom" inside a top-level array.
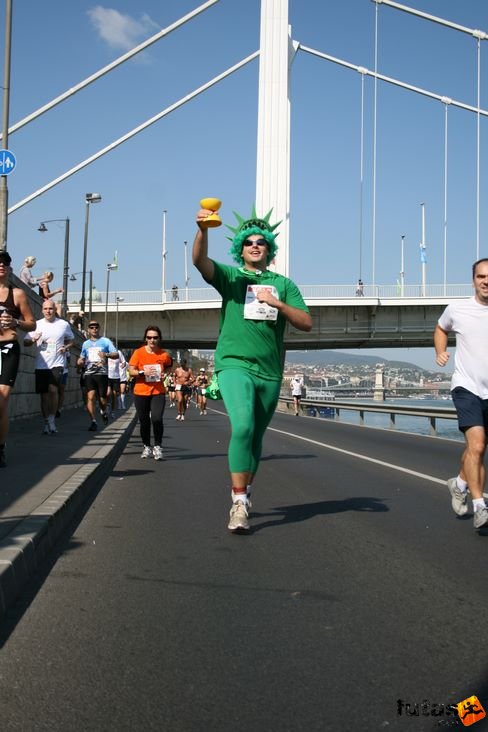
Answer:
[
  {"left": 68, "top": 283, "right": 474, "bottom": 307},
  {"left": 278, "top": 396, "right": 457, "bottom": 437},
  {"left": 68, "top": 288, "right": 222, "bottom": 306},
  {"left": 301, "top": 283, "right": 473, "bottom": 299}
]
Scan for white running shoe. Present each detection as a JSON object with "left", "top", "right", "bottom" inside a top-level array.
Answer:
[
  {"left": 153, "top": 446, "right": 164, "bottom": 461},
  {"left": 141, "top": 445, "right": 153, "bottom": 459},
  {"left": 447, "top": 477, "right": 468, "bottom": 516},
  {"left": 473, "top": 506, "right": 488, "bottom": 530},
  {"left": 228, "top": 501, "right": 250, "bottom": 532},
  {"left": 42, "top": 423, "right": 50, "bottom": 435}
]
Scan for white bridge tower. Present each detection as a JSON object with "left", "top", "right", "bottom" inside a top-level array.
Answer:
[{"left": 256, "top": 0, "right": 297, "bottom": 277}]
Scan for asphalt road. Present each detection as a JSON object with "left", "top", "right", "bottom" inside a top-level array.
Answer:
[{"left": 1, "top": 405, "right": 487, "bottom": 732}]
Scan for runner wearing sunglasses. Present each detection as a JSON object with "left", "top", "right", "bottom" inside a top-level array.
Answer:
[
  {"left": 193, "top": 206, "right": 312, "bottom": 532},
  {"left": 77, "top": 321, "right": 118, "bottom": 431},
  {"left": 128, "top": 325, "right": 173, "bottom": 460},
  {"left": 0, "top": 250, "right": 36, "bottom": 467}
]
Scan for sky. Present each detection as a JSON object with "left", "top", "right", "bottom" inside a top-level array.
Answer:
[{"left": 1, "top": 0, "right": 486, "bottom": 369}]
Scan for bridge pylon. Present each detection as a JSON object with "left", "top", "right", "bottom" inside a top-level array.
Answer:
[{"left": 374, "top": 363, "right": 386, "bottom": 402}]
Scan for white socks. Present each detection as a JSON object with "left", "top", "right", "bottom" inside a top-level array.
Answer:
[
  {"left": 456, "top": 476, "right": 468, "bottom": 492},
  {"left": 231, "top": 491, "right": 248, "bottom": 506}
]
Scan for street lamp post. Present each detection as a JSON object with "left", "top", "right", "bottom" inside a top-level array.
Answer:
[
  {"left": 38, "top": 218, "right": 70, "bottom": 315},
  {"left": 0, "top": 0, "right": 13, "bottom": 253},
  {"left": 419, "top": 202, "right": 427, "bottom": 297},
  {"left": 115, "top": 296, "right": 124, "bottom": 347},
  {"left": 70, "top": 270, "right": 93, "bottom": 320},
  {"left": 81, "top": 192, "right": 102, "bottom": 314},
  {"left": 104, "top": 263, "right": 117, "bottom": 336},
  {"left": 400, "top": 235, "right": 405, "bottom": 297},
  {"left": 184, "top": 239, "right": 189, "bottom": 300},
  {"left": 162, "top": 209, "right": 167, "bottom": 301}
]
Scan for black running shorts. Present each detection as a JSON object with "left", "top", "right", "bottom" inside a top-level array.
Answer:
[{"left": 0, "top": 340, "right": 20, "bottom": 387}]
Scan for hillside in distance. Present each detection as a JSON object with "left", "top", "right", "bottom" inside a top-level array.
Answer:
[{"left": 285, "top": 350, "right": 435, "bottom": 372}]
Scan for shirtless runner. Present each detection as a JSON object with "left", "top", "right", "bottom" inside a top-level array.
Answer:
[{"left": 174, "top": 359, "right": 194, "bottom": 421}]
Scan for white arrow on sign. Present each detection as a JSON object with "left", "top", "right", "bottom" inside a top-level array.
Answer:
[{"left": 0, "top": 149, "right": 16, "bottom": 175}]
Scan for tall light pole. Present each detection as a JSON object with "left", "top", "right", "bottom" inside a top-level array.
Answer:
[
  {"left": 104, "top": 263, "right": 117, "bottom": 336},
  {"left": 70, "top": 270, "right": 93, "bottom": 318},
  {"left": 0, "top": 0, "right": 13, "bottom": 253},
  {"left": 419, "top": 202, "right": 427, "bottom": 297},
  {"left": 81, "top": 192, "right": 102, "bottom": 314},
  {"left": 115, "top": 296, "right": 124, "bottom": 347},
  {"left": 400, "top": 234, "right": 405, "bottom": 297},
  {"left": 162, "top": 209, "right": 167, "bottom": 301},
  {"left": 38, "top": 218, "right": 70, "bottom": 315},
  {"left": 184, "top": 239, "right": 189, "bottom": 300}
]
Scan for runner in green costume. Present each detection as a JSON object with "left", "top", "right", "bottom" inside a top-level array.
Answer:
[{"left": 193, "top": 205, "right": 312, "bottom": 532}]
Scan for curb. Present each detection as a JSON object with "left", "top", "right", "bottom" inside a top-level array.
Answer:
[{"left": 0, "top": 408, "right": 137, "bottom": 618}]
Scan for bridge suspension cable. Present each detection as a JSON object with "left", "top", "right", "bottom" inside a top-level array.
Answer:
[
  {"left": 372, "top": 0, "right": 487, "bottom": 277},
  {"left": 8, "top": 51, "right": 259, "bottom": 215},
  {"left": 372, "top": 0, "right": 379, "bottom": 288},
  {"left": 0, "top": 0, "right": 221, "bottom": 142},
  {"left": 442, "top": 100, "right": 449, "bottom": 296}
]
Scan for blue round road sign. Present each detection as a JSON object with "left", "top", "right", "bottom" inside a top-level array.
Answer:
[{"left": 0, "top": 149, "right": 16, "bottom": 175}]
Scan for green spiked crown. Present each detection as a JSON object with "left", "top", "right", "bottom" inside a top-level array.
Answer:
[{"left": 226, "top": 205, "right": 280, "bottom": 265}]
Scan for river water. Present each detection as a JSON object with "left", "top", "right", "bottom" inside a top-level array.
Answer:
[{"left": 312, "top": 398, "right": 462, "bottom": 442}]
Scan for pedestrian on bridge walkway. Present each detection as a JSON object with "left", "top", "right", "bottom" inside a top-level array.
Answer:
[
  {"left": 435, "top": 257, "right": 488, "bottom": 531},
  {"left": 193, "top": 205, "right": 312, "bottom": 532}
]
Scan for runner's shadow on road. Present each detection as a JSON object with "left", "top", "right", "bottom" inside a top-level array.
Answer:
[
  {"left": 169, "top": 451, "right": 228, "bottom": 461},
  {"left": 251, "top": 496, "right": 388, "bottom": 532},
  {"left": 110, "top": 469, "right": 156, "bottom": 478},
  {"left": 260, "top": 453, "right": 316, "bottom": 461}
]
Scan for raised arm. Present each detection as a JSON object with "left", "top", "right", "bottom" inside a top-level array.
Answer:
[{"left": 192, "top": 209, "right": 215, "bottom": 282}]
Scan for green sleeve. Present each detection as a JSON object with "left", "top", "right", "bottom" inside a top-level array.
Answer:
[
  {"left": 209, "top": 260, "right": 235, "bottom": 296},
  {"left": 283, "top": 277, "right": 309, "bottom": 312}
]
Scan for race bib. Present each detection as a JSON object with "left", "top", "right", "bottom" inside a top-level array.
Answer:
[
  {"left": 88, "top": 346, "right": 101, "bottom": 364},
  {"left": 244, "top": 285, "right": 278, "bottom": 321},
  {"left": 45, "top": 339, "right": 57, "bottom": 355},
  {"left": 143, "top": 364, "right": 162, "bottom": 383}
]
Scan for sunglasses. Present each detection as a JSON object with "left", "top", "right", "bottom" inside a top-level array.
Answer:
[
  {"left": 88, "top": 324, "right": 99, "bottom": 328},
  {"left": 146, "top": 336, "right": 159, "bottom": 340},
  {"left": 242, "top": 239, "right": 267, "bottom": 247}
]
